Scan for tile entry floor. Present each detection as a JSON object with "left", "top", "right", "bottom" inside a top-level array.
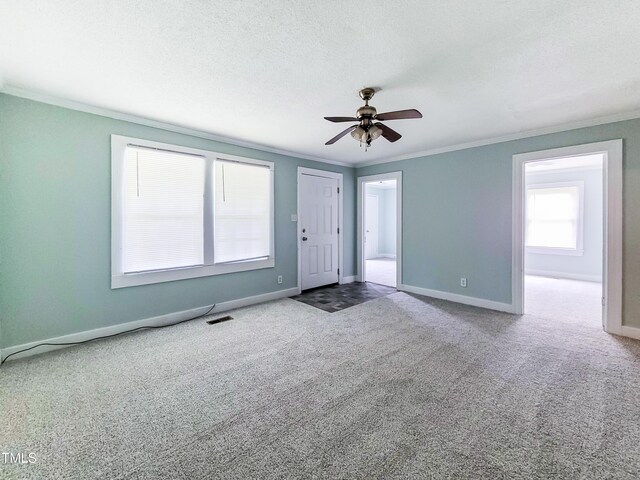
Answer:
[{"left": 292, "top": 282, "right": 396, "bottom": 313}]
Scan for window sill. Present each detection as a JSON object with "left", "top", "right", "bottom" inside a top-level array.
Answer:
[
  {"left": 111, "top": 258, "right": 275, "bottom": 289},
  {"left": 526, "top": 247, "right": 584, "bottom": 257}
]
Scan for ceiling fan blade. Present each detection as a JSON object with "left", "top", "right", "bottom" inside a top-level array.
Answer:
[
  {"left": 376, "top": 109, "right": 422, "bottom": 121},
  {"left": 375, "top": 122, "right": 402, "bottom": 143},
  {"left": 325, "top": 125, "right": 357, "bottom": 145},
  {"left": 324, "top": 116, "right": 359, "bottom": 122}
]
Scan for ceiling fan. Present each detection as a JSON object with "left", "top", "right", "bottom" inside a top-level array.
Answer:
[{"left": 324, "top": 88, "right": 422, "bottom": 149}]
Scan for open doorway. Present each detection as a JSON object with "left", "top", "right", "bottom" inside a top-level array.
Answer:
[
  {"left": 365, "top": 180, "right": 397, "bottom": 286},
  {"left": 358, "top": 172, "right": 402, "bottom": 289},
  {"left": 523, "top": 154, "right": 603, "bottom": 325},
  {"left": 512, "top": 140, "right": 623, "bottom": 336}
]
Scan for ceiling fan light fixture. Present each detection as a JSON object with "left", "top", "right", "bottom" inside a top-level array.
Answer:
[
  {"left": 350, "top": 126, "right": 366, "bottom": 142},
  {"left": 368, "top": 125, "right": 382, "bottom": 141}
]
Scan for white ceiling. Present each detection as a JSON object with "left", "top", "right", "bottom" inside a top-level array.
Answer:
[
  {"left": 366, "top": 179, "right": 397, "bottom": 190},
  {"left": 526, "top": 153, "right": 603, "bottom": 173},
  {"left": 2, "top": 1, "right": 640, "bottom": 166}
]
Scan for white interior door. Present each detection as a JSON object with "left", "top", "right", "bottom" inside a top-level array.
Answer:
[
  {"left": 365, "top": 194, "right": 379, "bottom": 260},
  {"left": 300, "top": 174, "right": 339, "bottom": 290}
]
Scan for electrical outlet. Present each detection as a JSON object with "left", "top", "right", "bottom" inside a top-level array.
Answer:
[
  {"left": 277, "top": 275, "right": 283, "bottom": 284},
  {"left": 460, "top": 277, "right": 467, "bottom": 288}
]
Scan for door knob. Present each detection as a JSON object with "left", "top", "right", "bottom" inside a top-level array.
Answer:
[{"left": 302, "top": 236, "right": 308, "bottom": 241}]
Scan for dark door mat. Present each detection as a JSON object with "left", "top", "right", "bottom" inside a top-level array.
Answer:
[{"left": 291, "top": 282, "right": 396, "bottom": 313}]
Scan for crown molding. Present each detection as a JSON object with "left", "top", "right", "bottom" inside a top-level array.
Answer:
[
  {"left": 354, "top": 109, "right": 640, "bottom": 168},
  {"left": 5, "top": 85, "right": 640, "bottom": 171},
  {"left": 0, "top": 86, "right": 352, "bottom": 168}
]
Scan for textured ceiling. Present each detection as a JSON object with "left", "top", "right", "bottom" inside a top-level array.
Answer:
[{"left": 1, "top": 1, "right": 640, "bottom": 166}]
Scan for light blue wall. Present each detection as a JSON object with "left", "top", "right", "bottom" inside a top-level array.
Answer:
[
  {"left": 525, "top": 168, "right": 603, "bottom": 280},
  {"left": 364, "top": 186, "right": 396, "bottom": 256},
  {"left": 0, "top": 94, "right": 356, "bottom": 348},
  {"left": 382, "top": 189, "right": 397, "bottom": 256},
  {"left": 3, "top": 92, "right": 640, "bottom": 349},
  {"left": 357, "top": 118, "right": 640, "bottom": 327},
  {"left": 364, "top": 186, "right": 382, "bottom": 256}
]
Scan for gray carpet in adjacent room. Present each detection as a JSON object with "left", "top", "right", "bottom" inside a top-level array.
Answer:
[
  {"left": 1, "top": 292, "right": 639, "bottom": 479},
  {"left": 525, "top": 274, "right": 603, "bottom": 326}
]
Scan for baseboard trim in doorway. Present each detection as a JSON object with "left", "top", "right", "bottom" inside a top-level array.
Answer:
[
  {"left": 526, "top": 269, "right": 601, "bottom": 283},
  {"left": 341, "top": 276, "right": 356, "bottom": 284},
  {"left": 607, "top": 325, "right": 640, "bottom": 340},
  {"left": 398, "top": 284, "right": 514, "bottom": 314},
  {"left": 1, "top": 287, "right": 299, "bottom": 363}
]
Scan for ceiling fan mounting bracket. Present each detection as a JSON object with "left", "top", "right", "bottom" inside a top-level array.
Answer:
[{"left": 358, "top": 87, "right": 377, "bottom": 103}]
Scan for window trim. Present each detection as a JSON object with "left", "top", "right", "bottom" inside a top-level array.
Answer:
[
  {"left": 111, "top": 135, "right": 275, "bottom": 289},
  {"left": 525, "top": 180, "right": 584, "bottom": 256}
]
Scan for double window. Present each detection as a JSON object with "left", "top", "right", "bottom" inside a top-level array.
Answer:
[
  {"left": 525, "top": 181, "right": 584, "bottom": 255},
  {"left": 111, "top": 136, "right": 274, "bottom": 288}
]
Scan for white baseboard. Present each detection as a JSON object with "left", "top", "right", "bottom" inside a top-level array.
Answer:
[
  {"left": 525, "top": 269, "right": 601, "bottom": 283},
  {"left": 375, "top": 254, "right": 397, "bottom": 259},
  {"left": 607, "top": 325, "right": 640, "bottom": 340},
  {"left": 0, "top": 287, "right": 298, "bottom": 363},
  {"left": 398, "top": 284, "right": 514, "bottom": 314},
  {"left": 213, "top": 287, "right": 298, "bottom": 313},
  {"left": 618, "top": 325, "right": 640, "bottom": 341},
  {"left": 341, "top": 276, "right": 356, "bottom": 284}
]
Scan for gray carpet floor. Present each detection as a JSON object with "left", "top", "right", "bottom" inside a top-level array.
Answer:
[
  {"left": 526, "top": 275, "right": 603, "bottom": 326},
  {"left": 1, "top": 292, "right": 639, "bottom": 479}
]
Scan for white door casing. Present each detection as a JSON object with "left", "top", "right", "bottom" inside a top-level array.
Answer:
[
  {"left": 299, "top": 173, "right": 339, "bottom": 290},
  {"left": 512, "top": 139, "right": 623, "bottom": 336},
  {"left": 365, "top": 194, "right": 379, "bottom": 260},
  {"left": 357, "top": 172, "right": 403, "bottom": 287}
]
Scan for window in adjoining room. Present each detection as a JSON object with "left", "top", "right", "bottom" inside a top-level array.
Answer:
[{"left": 525, "top": 182, "right": 584, "bottom": 255}]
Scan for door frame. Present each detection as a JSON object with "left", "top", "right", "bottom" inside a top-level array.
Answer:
[
  {"left": 297, "top": 167, "right": 344, "bottom": 293},
  {"left": 512, "top": 139, "right": 623, "bottom": 335},
  {"left": 357, "top": 171, "right": 403, "bottom": 286}
]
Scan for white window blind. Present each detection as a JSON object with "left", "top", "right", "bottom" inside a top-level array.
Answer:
[
  {"left": 526, "top": 185, "right": 580, "bottom": 250},
  {"left": 122, "top": 146, "right": 205, "bottom": 273},
  {"left": 214, "top": 160, "right": 271, "bottom": 264},
  {"left": 112, "top": 135, "right": 275, "bottom": 288}
]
